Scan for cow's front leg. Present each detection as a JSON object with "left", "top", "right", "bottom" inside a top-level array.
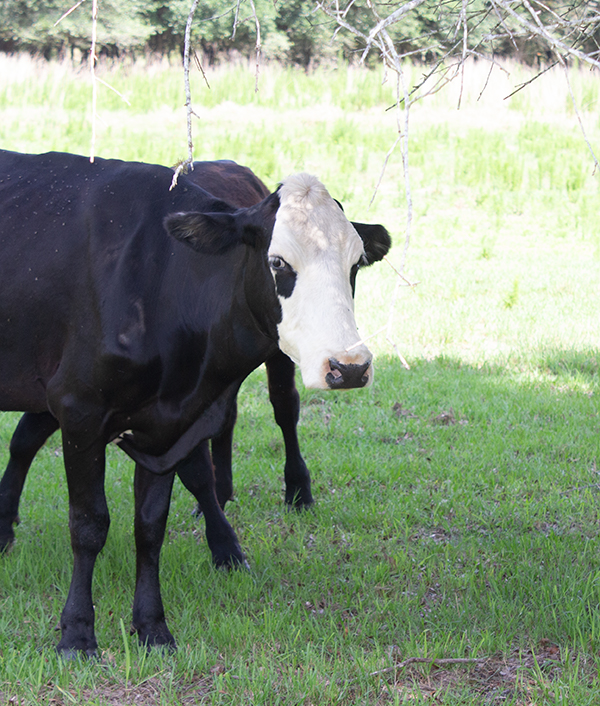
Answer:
[
  {"left": 132, "top": 465, "right": 176, "bottom": 649},
  {"left": 177, "top": 441, "right": 246, "bottom": 569},
  {"left": 266, "top": 352, "right": 313, "bottom": 509},
  {"left": 0, "top": 412, "right": 59, "bottom": 551},
  {"left": 57, "top": 432, "right": 109, "bottom": 658}
]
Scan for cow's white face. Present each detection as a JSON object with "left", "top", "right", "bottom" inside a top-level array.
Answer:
[{"left": 269, "top": 174, "right": 373, "bottom": 390}]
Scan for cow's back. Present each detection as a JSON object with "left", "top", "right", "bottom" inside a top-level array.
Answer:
[{"left": 189, "top": 160, "right": 269, "bottom": 207}]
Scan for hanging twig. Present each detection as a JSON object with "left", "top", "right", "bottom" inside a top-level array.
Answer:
[
  {"left": 95, "top": 76, "right": 131, "bottom": 105},
  {"left": 89, "top": 0, "right": 98, "bottom": 163},
  {"left": 56, "top": 0, "right": 133, "bottom": 160},
  {"left": 54, "top": 0, "right": 85, "bottom": 26},
  {"left": 171, "top": 0, "right": 202, "bottom": 190},
  {"left": 556, "top": 51, "right": 600, "bottom": 174},
  {"left": 503, "top": 60, "right": 559, "bottom": 99},
  {"left": 248, "top": 0, "right": 262, "bottom": 92},
  {"left": 172, "top": 0, "right": 263, "bottom": 188},
  {"left": 457, "top": 0, "right": 469, "bottom": 109},
  {"left": 231, "top": 0, "right": 242, "bottom": 39},
  {"left": 193, "top": 50, "right": 211, "bottom": 90}
]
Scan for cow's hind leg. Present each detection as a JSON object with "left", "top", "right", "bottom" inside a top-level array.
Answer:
[
  {"left": 177, "top": 441, "right": 246, "bottom": 569},
  {"left": 189, "top": 404, "right": 236, "bottom": 516},
  {"left": 132, "top": 465, "right": 176, "bottom": 649},
  {"left": 266, "top": 352, "right": 313, "bottom": 509},
  {"left": 57, "top": 431, "right": 109, "bottom": 658},
  {"left": 209, "top": 401, "right": 237, "bottom": 510},
  {"left": 0, "top": 412, "right": 59, "bottom": 552}
]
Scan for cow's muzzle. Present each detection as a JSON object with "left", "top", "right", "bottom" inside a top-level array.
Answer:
[{"left": 326, "top": 357, "right": 372, "bottom": 389}]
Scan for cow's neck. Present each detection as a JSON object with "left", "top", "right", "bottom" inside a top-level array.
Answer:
[{"left": 110, "top": 246, "right": 280, "bottom": 471}]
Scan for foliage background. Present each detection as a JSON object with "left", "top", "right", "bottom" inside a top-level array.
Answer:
[{"left": 2, "top": 0, "right": 598, "bottom": 67}]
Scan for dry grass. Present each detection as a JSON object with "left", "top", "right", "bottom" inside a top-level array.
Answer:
[{"left": 6, "top": 648, "right": 587, "bottom": 706}]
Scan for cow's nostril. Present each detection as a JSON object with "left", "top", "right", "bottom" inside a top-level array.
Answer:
[{"left": 326, "top": 358, "right": 371, "bottom": 389}]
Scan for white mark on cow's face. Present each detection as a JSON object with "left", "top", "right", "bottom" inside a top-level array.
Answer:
[{"left": 268, "top": 174, "right": 373, "bottom": 390}]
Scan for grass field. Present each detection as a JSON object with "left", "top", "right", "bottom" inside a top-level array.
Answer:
[{"left": 0, "top": 54, "right": 599, "bottom": 704}]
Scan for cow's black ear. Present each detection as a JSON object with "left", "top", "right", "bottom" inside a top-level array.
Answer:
[
  {"left": 239, "top": 190, "right": 280, "bottom": 250},
  {"left": 164, "top": 211, "right": 241, "bottom": 254},
  {"left": 240, "top": 223, "right": 269, "bottom": 249},
  {"left": 352, "top": 222, "right": 392, "bottom": 265}
]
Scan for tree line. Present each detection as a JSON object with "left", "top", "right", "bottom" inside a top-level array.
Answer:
[{"left": 1, "top": 0, "right": 599, "bottom": 68}]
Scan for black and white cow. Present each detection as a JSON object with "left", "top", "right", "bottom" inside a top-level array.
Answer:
[
  {"left": 0, "top": 160, "right": 391, "bottom": 552},
  {"left": 0, "top": 150, "right": 390, "bottom": 656}
]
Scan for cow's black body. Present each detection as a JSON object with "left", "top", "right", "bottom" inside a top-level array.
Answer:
[{"left": 0, "top": 150, "right": 283, "bottom": 654}]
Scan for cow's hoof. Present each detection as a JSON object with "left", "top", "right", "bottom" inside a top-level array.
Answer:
[
  {"left": 57, "top": 630, "right": 99, "bottom": 660},
  {"left": 131, "top": 616, "right": 176, "bottom": 651},
  {"left": 214, "top": 551, "right": 250, "bottom": 572},
  {"left": 285, "top": 492, "right": 314, "bottom": 511},
  {"left": 56, "top": 646, "right": 99, "bottom": 660},
  {"left": 0, "top": 535, "right": 14, "bottom": 554},
  {"left": 138, "top": 632, "right": 177, "bottom": 652}
]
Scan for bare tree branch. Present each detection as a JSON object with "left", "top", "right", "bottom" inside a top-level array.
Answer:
[
  {"left": 171, "top": 0, "right": 202, "bottom": 190},
  {"left": 457, "top": 0, "right": 469, "bottom": 109},
  {"left": 367, "top": 0, "right": 428, "bottom": 43},
  {"left": 54, "top": 0, "right": 85, "bottom": 26},
  {"left": 231, "top": 0, "right": 242, "bottom": 40},
  {"left": 503, "top": 59, "right": 558, "bottom": 99},
  {"left": 493, "top": 0, "right": 600, "bottom": 70},
  {"left": 555, "top": 51, "right": 600, "bottom": 174},
  {"left": 248, "top": 0, "right": 262, "bottom": 92},
  {"left": 89, "top": 0, "right": 98, "bottom": 163}
]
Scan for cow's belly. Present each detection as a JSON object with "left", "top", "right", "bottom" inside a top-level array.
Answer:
[
  {"left": 0, "top": 314, "right": 65, "bottom": 412},
  {"left": 0, "top": 369, "right": 52, "bottom": 412}
]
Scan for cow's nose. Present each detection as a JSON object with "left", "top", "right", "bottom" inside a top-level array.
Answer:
[{"left": 325, "top": 358, "right": 372, "bottom": 389}]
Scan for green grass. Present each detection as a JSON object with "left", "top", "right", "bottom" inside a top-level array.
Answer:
[{"left": 0, "top": 55, "right": 599, "bottom": 703}]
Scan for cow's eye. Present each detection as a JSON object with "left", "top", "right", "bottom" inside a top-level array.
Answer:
[{"left": 269, "top": 256, "right": 287, "bottom": 270}]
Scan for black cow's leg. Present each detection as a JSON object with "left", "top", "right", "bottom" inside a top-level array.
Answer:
[
  {"left": 177, "top": 441, "right": 246, "bottom": 568},
  {"left": 209, "top": 401, "right": 237, "bottom": 510},
  {"left": 132, "top": 465, "right": 176, "bottom": 649},
  {"left": 266, "top": 352, "right": 313, "bottom": 508},
  {"left": 0, "top": 412, "right": 59, "bottom": 552},
  {"left": 57, "top": 432, "right": 109, "bottom": 657}
]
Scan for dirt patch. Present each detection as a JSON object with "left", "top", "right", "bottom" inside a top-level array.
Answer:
[
  {"left": 372, "top": 641, "right": 590, "bottom": 704},
  {"left": 8, "top": 674, "right": 212, "bottom": 706}
]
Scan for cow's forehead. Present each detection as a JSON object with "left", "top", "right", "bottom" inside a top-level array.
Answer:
[{"left": 271, "top": 173, "right": 364, "bottom": 265}]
